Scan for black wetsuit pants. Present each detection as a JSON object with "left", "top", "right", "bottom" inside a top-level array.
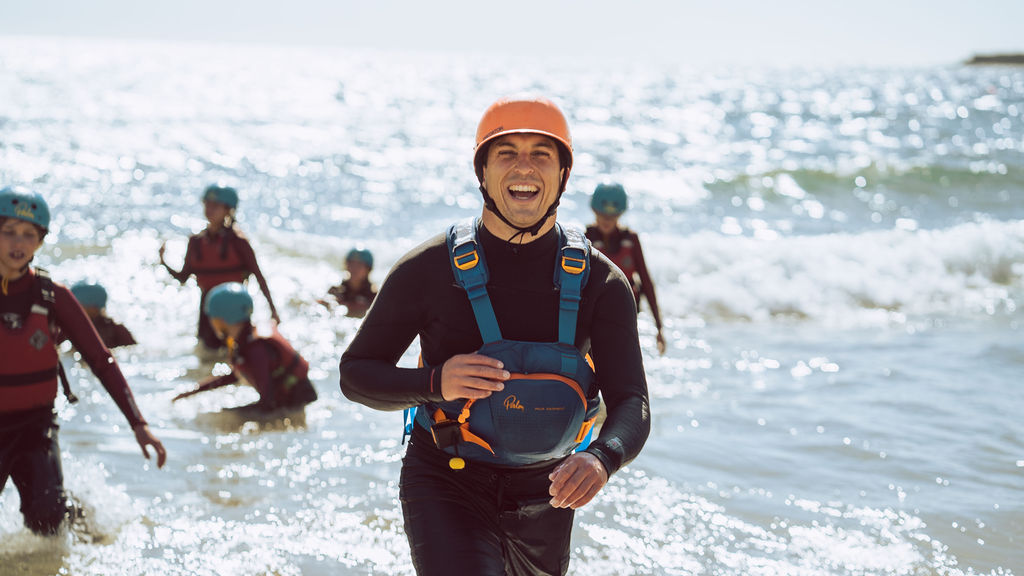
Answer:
[
  {"left": 400, "top": 433, "right": 575, "bottom": 576},
  {"left": 0, "top": 409, "right": 75, "bottom": 535}
]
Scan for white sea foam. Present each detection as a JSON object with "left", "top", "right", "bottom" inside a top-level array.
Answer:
[{"left": 648, "top": 219, "right": 1023, "bottom": 325}]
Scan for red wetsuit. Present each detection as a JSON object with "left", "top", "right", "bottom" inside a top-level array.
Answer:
[
  {"left": 1, "top": 268, "right": 146, "bottom": 534},
  {"left": 1, "top": 269, "right": 145, "bottom": 426},
  {"left": 585, "top": 225, "right": 663, "bottom": 334},
  {"left": 165, "top": 226, "right": 277, "bottom": 348},
  {"left": 199, "top": 324, "right": 316, "bottom": 411}
]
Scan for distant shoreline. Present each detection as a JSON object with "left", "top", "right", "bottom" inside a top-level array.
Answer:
[{"left": 965, "top": 53, "right": 1024, "bottom": 65}]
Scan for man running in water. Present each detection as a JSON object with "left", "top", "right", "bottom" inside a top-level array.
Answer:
[{"left": 340, "top": 97, "right": 650, "bottom": 576}]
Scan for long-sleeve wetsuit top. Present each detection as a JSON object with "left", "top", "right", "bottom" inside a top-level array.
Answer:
[
  {"left": 585, "top": 224, "right": 663, "bottom": 332},
  {"left": 1, "top": 269, "right": 146, "bottom": 428},
  {"left": 167, "top": 226, "right": 278, "bottom": 316},
  {"left": 339, "top": 223, "right": 651, "bottom": 476}
]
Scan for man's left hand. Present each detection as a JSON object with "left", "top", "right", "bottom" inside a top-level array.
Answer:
[{"left": 547, "top": 451, "right": 608, "bottom": 509}]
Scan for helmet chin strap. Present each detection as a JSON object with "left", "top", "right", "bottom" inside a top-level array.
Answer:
[
  {"left": 478, "top": 169, "right": 569, "bottom": 244},
  {"left": 479, "top": 185, "right": 560, "bottom": 243}
]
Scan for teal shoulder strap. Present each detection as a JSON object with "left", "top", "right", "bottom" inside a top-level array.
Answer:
[
  {"left": 554, "top": 223, "right": 590, "bottom": 346},
  {"left": 552, "top": 224, "right": 590, "bottom": 376},
  {"left": 447, "top": 217, "right": 502, "bottom": 343}
]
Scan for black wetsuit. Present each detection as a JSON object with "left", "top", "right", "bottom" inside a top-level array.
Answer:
[{"left": 340, "top": 223, "right": 650, "bottom": 576}]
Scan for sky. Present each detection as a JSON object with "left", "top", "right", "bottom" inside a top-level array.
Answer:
[{"left": 1, "top": 0, "right": 1023, "bottom": 67}]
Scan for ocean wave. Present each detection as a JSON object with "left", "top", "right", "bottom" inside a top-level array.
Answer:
[{"left": 650, "top": 219, "right": 1024, "bottom": 325}]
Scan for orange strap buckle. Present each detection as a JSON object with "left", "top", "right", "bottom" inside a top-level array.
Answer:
[
  {"left": 454, "top": 251, "right": 480, "bottom": 270},
  {"left": 561, "top": 255, "right": 586, "bottom": 275}
]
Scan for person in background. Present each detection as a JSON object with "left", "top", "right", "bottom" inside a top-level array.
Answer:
[
  {"left": 585, "top": 182, "right": 666, "bottom": 355},
  {"left": 159, "top": 184, "right": 280, "bottom": 351},
  {"left": 321, "top": 247, "right": 377, "bottom": 318},
  {"left": 69, "top": 281, "right": 137, "bottom": 348},
  {"left": 173, "top": 282, "right": 317, "bottom": 412},
  {"left": 340, "top": 97, "right": 650, "bottom": 576},
  {"left": 0, "top": 186, "right": 166, "bottom": 536}
]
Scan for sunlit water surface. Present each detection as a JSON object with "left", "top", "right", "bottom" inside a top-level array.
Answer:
[{"left": 1, "top": 37, "right": 1021, "bottom": 575}]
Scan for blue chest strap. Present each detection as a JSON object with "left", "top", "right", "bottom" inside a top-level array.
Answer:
[
  {"left": 448, "top": 218, "right": 502, "bottom": 343},
  {"left": 403, "top": 219, "right": 593, "bottom": 448},
  {"left": 447, "top": 218, "right": 590, "bottom": 372}
]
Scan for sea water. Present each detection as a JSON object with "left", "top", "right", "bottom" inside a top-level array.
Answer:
[{"left": 0, "top": 36, "right": 1021, "bottom": 575}]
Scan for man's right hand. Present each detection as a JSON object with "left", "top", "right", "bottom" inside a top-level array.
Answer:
[{"left": 440, "top": 353, "right": 509, "bottom": 401}]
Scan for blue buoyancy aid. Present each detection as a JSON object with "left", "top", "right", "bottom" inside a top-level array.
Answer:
[{"left": 412, "top": 218, "right": 600, "bottom": 466}]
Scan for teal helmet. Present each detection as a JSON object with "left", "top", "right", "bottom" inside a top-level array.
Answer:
[
  {"left": 202, "top": 185, "right": 239, "bottom": 209},
  {"left": 203, "top": 282, "right": 253, "bottom": 324},
  {"left": 0, "top": 186, "right": 50, "bottom": 230},
  {"left": 71, "top": 281, "right": 108, "bottom": 309},
  {"left": 591, "top": 182, "right": 628, "bottom": 216},
  {"left": 346, "top": 247, "right": 374, "bottom": 269}
]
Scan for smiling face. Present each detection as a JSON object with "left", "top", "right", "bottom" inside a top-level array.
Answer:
[
  {"left": 0, "top": 218, "right": 44, "bottom": 278},
  {"left": 480, "top": 133, "right": 565, "bottom": 240}
]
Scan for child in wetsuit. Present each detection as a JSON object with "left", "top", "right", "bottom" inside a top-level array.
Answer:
[
  {"left": 0, "top": 186, "right": 166, "bottom": 536},
  {"left": 159, "top": 184, "right": 279, "bottom": 351},
  {"left": 69, "top": 281, "right": 136, "bottom": 349},
  {"left": 173, "top": 282, "right": 317, "bottom": 412},
  {"left": 322, "top": 247, "right": 377, "bottom": 318},
  {"left": 585, "top": 181, "right": 666, "bottom": 355}
]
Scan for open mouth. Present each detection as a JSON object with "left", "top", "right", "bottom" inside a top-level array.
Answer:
[{"left": 507, "top": 184, "right": 540, "bottom": 201}]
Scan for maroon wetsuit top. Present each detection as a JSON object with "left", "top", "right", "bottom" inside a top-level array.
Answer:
[
  {"left": 327, "top": 279, "right": 377, "bottom": 318},
  {"left": 167, "top": 227, "right": 277, "bottom": 314},
  {"left": 199, "top": 324, "right": 310, "bottom": 409},
  {"left": 0, "top": 269, "right": 146, "bottom": 428},
  {"left": 585, "top": 225, "right": 663, "bottom": 332}
]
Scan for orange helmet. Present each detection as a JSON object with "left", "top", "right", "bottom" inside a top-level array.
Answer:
[{"left": 473, "top": 97, "right": 573, "bottom": 184}]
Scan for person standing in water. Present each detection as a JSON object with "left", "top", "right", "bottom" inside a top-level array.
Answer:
[
  {"left": 322, "top": 247, "right": 377, "bottom": 318},
  {"left": 173, "top": 282, "right": 317, "bottom": 413},
  {"left": 159, "top": 184, "right": 280, "bottom": 351},
  {"left": 340, "top": 97, "right": 650, "bottom": 575},
  {"left": 0, "top": 186, "right": 167, "bottom": 536},
  {"left": 69, "top": 281, "right": 137, "bottom": 349},
  {"left": 585, "top": 182, "right": 666, "bottom": 355}
]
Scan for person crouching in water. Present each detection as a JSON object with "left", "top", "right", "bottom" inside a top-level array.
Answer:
[
  {"left": 173, "top": 282, "right": 317, "bottom": 412},
  {"left": 69, "top": 281, "right": 137, "bottom": 349},
  {"left": 159, "top": 184, "right": 280, "bottom": 352},
  {"left": 0, "top": 186, "right": 166, "bottom": 536},
  {"left": 322, "top": 247, "right": 377, "bottom": 318},
  {"left": 586, "top": 182, "right": 667, "bottom": 355}
]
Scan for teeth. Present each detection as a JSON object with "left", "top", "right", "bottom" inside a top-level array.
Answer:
[{"left": 509, "top": 185, "right": 538, "bottom": 193}]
